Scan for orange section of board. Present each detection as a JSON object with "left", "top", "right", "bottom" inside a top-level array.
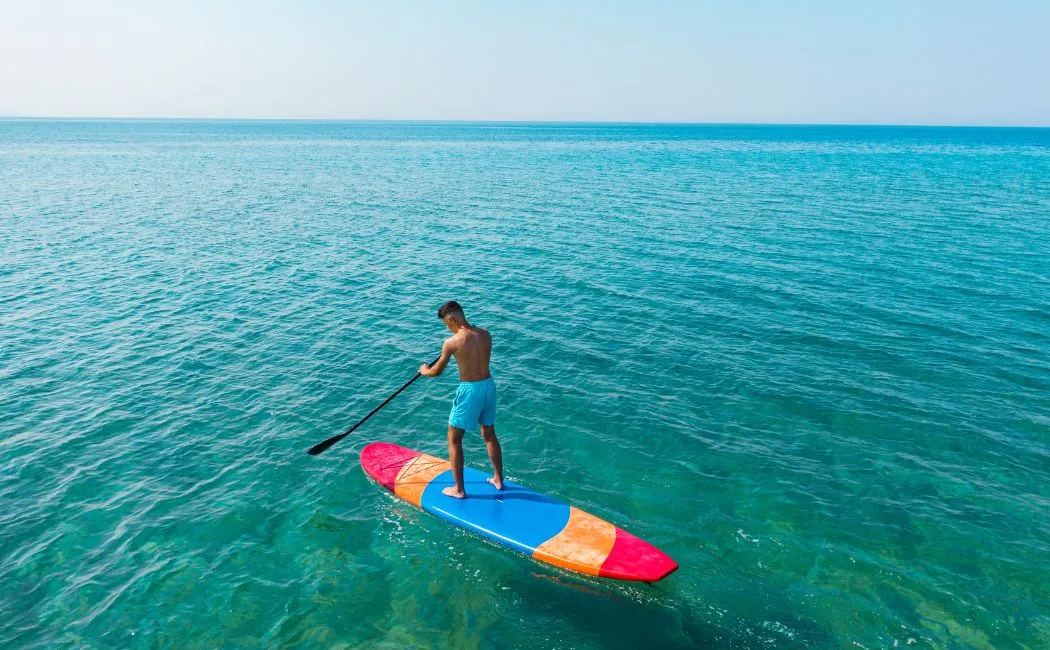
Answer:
[
  {"left": 532, "top": 506, "right": 617, "bottom": 575},
  {"left": 393, "top": 453, "right": 451, "bottom": 507}
]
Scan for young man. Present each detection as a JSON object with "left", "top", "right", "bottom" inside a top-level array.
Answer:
[{"left": 419, "top": 300, "right": 503, "bottom": 499}]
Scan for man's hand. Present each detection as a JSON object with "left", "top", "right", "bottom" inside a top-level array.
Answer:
[{"left": 421, "top": 341, "right": 453, "bottom": 378}]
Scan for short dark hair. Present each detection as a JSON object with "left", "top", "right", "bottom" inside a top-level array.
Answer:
[{"left": 438, "top": 300, "right": 464, "bottom": 320}]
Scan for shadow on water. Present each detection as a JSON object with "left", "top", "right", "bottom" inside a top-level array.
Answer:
[
  {"left": 528, "top": 571, "right": 628, "bottom": 602},
  {"left": 485, "top": 566, "right": 832, "bottom": 650}
]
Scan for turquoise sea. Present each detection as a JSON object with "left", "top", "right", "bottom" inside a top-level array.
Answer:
[{"left": 2, "top": 120, "right": 1049, "bottom": 649}]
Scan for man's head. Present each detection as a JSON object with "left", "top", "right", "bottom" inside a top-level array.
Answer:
[{"left": 438, "top": 300, "right": 466, "bottom": 332}]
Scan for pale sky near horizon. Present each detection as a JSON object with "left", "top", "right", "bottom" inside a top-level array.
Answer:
[{"left": 2, "top": 0, "right": 1048, "bottom": 126}]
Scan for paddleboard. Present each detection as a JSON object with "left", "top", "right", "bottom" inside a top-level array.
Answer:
[{"left": 360, "top": 442, "right": 678, "bottom": 582}]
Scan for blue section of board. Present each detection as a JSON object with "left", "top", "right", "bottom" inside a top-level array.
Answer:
[{"left": 420, "top": 468, "right": 571, "bottom": 555}]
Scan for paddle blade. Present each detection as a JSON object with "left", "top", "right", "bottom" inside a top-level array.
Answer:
[{"left": 307, "top": 433, "right": 346, "bottom": 456}]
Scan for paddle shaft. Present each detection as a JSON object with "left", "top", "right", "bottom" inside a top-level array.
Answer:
[{"left": 307, "top": 356, "right": 440, "bottom": 456}]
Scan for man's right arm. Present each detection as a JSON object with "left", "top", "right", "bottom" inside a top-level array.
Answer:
[{"left": 420, "top": 339, "right": 455, "bottom": 377}]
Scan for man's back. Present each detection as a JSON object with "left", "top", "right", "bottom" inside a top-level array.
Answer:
[{"left": 449, "top": 326, "right": 491, "bottom": 382}]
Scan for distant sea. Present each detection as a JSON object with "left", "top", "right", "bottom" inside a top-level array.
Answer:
[{"left": 2, "top": 120, "right": 1048, "bottom": 649}]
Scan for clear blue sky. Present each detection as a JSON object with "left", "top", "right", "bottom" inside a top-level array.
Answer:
[{"left": 2, "top": 0, "right": 1048, "bottom": 125}]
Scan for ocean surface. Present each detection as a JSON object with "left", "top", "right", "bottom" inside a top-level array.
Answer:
[{"left": 2, "top": 120, "right": 1049, "bottom": 649}]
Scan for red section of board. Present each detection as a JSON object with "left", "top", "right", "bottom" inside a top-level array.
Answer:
[
  {"left": 360, "top": 442, "right": 418, "bottom": 491},
  {"left": 599, "top": 526, "right": 678, "bottom": 582}
]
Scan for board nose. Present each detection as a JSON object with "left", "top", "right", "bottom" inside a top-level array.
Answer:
[{"left": 360, "top": 442, "right": 419, "bottom": 491}]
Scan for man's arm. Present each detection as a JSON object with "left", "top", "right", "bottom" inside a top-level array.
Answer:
[{"left": 420, "top": 339, "right": 454, "bottom": 377}]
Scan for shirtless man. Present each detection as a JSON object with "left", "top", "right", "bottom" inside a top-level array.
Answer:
[{"left": 419, "top": 301, "right": 503, "bottom": 499}]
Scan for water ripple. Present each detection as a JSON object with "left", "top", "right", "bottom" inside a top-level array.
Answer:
[{"left": 1, "top": 121, "right": 1049, "bottom": 649}]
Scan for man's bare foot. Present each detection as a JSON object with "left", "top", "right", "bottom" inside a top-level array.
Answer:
[
  {"left": 487, "top": 476, "right": 504, "bottom": 491},
  {"left": 442, "top": 486, "right": 466, "bottom": 499}
]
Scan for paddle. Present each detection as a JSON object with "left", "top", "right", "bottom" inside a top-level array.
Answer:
[{"left": 307, "top": 356, "right": 440, "bottom": 456}]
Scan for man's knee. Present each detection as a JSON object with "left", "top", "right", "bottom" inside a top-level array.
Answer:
[
  {"left": 480, "top": 425, "right": 497, "bottom": 443},
  {"left": 447, "top": 426, "right": 465, "bottom": 444}
]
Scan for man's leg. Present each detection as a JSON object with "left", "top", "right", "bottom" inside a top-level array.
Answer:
[
  {"left": 444, "top": 425, "right": 466, "bottom": 499},
  {"left": 480, "top": 425, "right": 503, "bottom": 490}
]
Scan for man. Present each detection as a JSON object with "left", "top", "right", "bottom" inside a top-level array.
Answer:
[{"left": 419, "top": 300, "right": 503, "bottom": 499}]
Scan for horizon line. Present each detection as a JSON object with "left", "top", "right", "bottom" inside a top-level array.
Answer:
[{"left": 1, "top": 116, "right": 1048, "bottom": 129}]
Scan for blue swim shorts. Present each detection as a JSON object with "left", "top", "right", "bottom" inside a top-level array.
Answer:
[{"left": 449, "top": 377, "right": 497, "bottom": 431}]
